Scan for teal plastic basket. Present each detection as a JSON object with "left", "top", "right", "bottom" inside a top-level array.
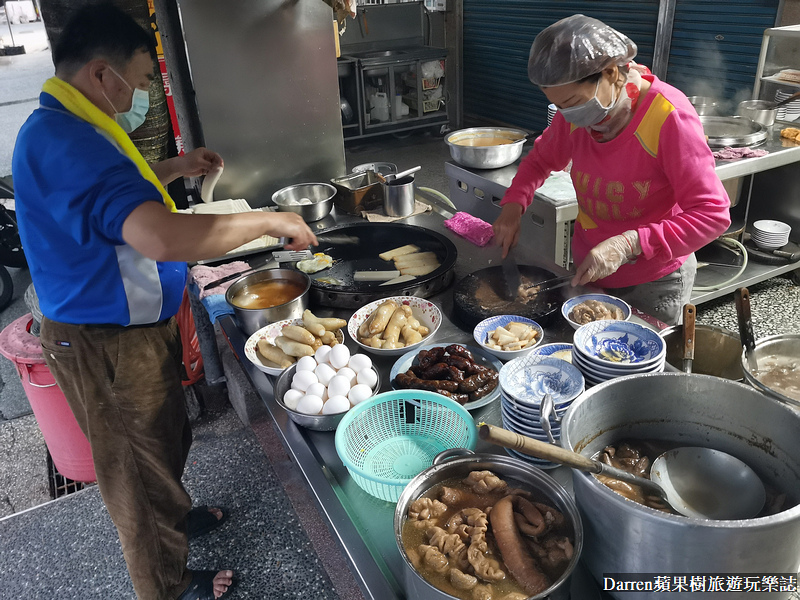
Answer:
[{"left": 334, "top": 390, "right": 477, "bottom": 502}]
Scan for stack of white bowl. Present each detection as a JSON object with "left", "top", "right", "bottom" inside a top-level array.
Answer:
[
  {"left": 498, "top": 355, "right": 584, "bottom": 469},
  {"left": 546, "top": 103, "right": 557, "bottom": 127},
  {"left": 572, "top": 321, "right": 666, "bottom": 387},
  {"left": 751, "top": 220, "right": 791, "bottom": 250},
  {"left": 775, "top": 89, "right": 800, "bottom": 122}
]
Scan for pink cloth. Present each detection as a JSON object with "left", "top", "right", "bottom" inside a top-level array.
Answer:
[
  {"left": 189, "top": 261, "right": 251, "bottom": 299},
  {"left": 713, "top": 146, "right": 769, "bottom": 160},
  {"left": 501, "top": 75, "right": 731, "bottom": 288},
  {"left": 444, "top": 212, "right": 495, "bottom": 246}
]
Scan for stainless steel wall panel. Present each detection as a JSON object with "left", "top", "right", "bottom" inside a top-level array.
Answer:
[{"left": 178, "top": 0, "right": 345, "bottom": 207}]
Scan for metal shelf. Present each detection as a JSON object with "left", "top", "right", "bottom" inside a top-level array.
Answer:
[{"left": 691, "top": 259, "right": 800, "bottom": 304}]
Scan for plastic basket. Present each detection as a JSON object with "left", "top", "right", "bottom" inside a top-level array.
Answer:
[
  {"left": 422, "top": 76, "right": 441, "bottom": 90},
  {"left": 404, "top": 95, "right": 445, "bottom": 114},
  {"left": 334, "top": 390, "right": 477, "bottom": 502}
]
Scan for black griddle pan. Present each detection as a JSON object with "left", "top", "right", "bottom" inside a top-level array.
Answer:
[
  {"left": 453, "top": 265, "right": 566, "bottom": 331},
  {"left": 288, "top": 223, "right": 458, "bottom": 309}
]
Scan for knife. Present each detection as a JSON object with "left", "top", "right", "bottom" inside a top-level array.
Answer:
[
  {"left": 682, "top": 303, "right": 696, "bottom": 374},
  {"left": 734, "top": 287, "right": 758, "bottom": 372},
  {"left": 501, "top": 256, "right": 521, "bottom": 301}
]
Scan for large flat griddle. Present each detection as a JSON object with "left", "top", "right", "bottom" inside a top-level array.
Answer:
[
  {"left": 292, "top": 223, "right": 458, "bottom": 308},
  {"left": 453, "top": 265, "right": 565, "bottom": 330}
]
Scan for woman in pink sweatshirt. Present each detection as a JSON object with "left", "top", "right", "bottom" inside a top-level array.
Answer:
[{"left": 493, "top": 14, "right": 731, "bottom": 325}]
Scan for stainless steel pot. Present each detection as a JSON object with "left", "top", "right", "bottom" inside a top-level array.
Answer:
[
  {"left": 272, "top": 183, "right": 336, "bottom": 222},
  {"left": 394, "top": 450, "right": 583, "bottom": 600},
  {"left": 225, "top": 268, "right": 310, "bottom": 336},
  {"left": 444, "top": 127, "right": 528, "bottom": 169},
  {"left": 660, "top": 323, "right": 743, "bottom": 380},
  {"left": 738, "top": 100, "right": 777, "bottom": 128},
  {"left": 741, "top": 333, "right": 800, "bottom": 409},
  {"left": 560, "top": 373, "right": 800, "bottom": 600},
  {"left": 687, "top": 96, "right": 719, "bottom": 116}
]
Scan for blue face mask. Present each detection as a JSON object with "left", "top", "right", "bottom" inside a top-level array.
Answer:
[
  {"left": 558, "top": 78, "right": 619, "bottom": 128},
  {"left": 102, "top": 66, "right": 150, "bottom": 133}
]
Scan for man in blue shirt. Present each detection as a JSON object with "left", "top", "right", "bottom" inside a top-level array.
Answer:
[{"left": 12, "top": 5, "right": 316, "bottom": 599}]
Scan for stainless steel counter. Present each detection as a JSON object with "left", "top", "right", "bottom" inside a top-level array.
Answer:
[{"left": 218, "top": 203, "right": 657, "bottom": 600}]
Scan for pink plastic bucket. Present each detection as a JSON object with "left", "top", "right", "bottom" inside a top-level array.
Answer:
[{"left": 0, "top": 314, "right": 96, "bottom": 482}]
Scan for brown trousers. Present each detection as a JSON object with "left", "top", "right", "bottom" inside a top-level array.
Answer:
[{"left": 40, "top": 317, "right": 193, "bottom": 599}]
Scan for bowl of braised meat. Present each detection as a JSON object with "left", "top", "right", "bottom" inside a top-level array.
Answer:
[{"left": 394, "top": 450, "right": 582, "bottom": 600}]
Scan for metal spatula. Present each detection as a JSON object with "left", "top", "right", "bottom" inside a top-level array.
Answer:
[
  {"left": 682, "top": 303, "right": 696, "bottom": 374},
  {"left": 273, "top": 250, "right": 313, "bottom": 263}
]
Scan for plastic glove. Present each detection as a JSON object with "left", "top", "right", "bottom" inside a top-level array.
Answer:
[
  {"left": 492, "top": 203, "right": 524, "bottom": 258},
  {"left": 572, "top": 230, "right": 641, "bottom": 286}
]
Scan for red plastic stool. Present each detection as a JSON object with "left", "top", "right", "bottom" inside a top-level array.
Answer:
[{"left": 177, "top": 288, "right": 204, "bottom": 386}]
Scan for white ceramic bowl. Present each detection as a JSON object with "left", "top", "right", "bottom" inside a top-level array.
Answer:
[
  {"left": 561, "top": 293, "right": 632, "bottom": 331},
  {"left": 472, "top": 315, "right": 544, "bottom": 361},
  {"left": 244, "top": 318, "right": 344, "bottom": 376},
  {"left": 347, "top": 296, "right": 442, "bottom": 357}
]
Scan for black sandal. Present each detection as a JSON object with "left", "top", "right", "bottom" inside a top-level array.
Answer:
[
  {"left": 177, "top": 570, "right": 234, "bottom": 600},
  {"left": 187, "top": 505, "right": 228, "bottom": 540}
]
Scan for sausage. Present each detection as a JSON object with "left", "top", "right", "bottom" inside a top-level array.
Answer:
[
  {"left": 459, "top": 369, "right": 495, "bottom": 393},
  {"left": 446, "top": 365, "right": 465, "bottom": 383},
  {"left": 274, "top": 335, "right": 315, "bottom": 358},
  {"left": 445, "top": 344, "right": 474, "bottom": 362},
  {"left": 382, "top": 307, "right": 408, "bottom": 343},
  {"left": 468, "top": 376, "right": 498, "bottom": 402},
  {"left": 438, "top": 390, "right": 470, "bottom": 405},
  {"left": 489, "top": 495, "right": 551, "bottom": 596},
  {"left": 418, "top": 347, "right": 446, "bottom": 369},
  {"left": 419, "top": 362, "right": 453, "bottom": 380},
  {"left": 394, "top": 372, "right": 459, "bottom": 393},
  {"left": 442, "top": 354, "right": 472, "bottom": 371},
  {"left": 281, "top": 324, "right": 316, "bottom": 346}
]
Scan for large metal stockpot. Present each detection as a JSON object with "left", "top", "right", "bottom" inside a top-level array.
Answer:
[
  {"left": 394, "top": 450, "right": 583, "bottom": 600},
  {"left": 225, "top": 268, "right": 310, "bottom": 336},
  {"left": 660, "top": 323, "right": 743, "bottom": 380},
  {"left": 444, "top": 127, "right": 528, "bottom": 169},
  {"left": 560, "top": 373, "right": 800, "bottom": 600}
]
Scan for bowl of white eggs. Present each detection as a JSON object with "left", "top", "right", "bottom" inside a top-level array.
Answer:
[{"left": 273, "top": 342, "right": 382, "bottom": 431}]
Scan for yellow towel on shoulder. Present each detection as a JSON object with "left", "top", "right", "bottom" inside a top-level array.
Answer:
[{"left": 42, "top": 77, "right": 177, "bottom": 213}]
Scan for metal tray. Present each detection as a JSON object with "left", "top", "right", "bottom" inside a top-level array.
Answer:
[
  {"left": 700, "top": 116, "right": 767, "bottom": 148},
  {"left": 289, "top": 223, "right": 458, "bottom": 309}
]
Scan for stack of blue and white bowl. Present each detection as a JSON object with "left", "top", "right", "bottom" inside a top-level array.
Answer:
[
  {"left": 546, "top": 103, "right": 557, "bottom": 127},
  {"left": 572, "top": 321, "right": 666, "bottom": 387},
  {"left": 498, "top": 355, "right": 585, "bottom": 469},
  {"left": 775, "top": 89, "right": 800, "bottom": 122}
]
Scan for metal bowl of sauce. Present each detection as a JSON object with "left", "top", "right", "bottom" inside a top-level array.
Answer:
[
  {"left": 444, "top": 127, "right": 528, "bottom": 169},
  {"left": 226, "top": 268, "right": 311, "bottom": 336}
]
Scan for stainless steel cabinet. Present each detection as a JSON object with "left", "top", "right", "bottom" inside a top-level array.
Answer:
[{"left": 753, "top": 25, "right": 800, "bottom": 126}]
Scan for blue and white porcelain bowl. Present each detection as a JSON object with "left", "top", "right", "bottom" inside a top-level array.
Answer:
[
  {"left": 501, "top": 391, "right": 571, "bottom": 418},
  {"left": 562, "top": 293, "right": 631, "bottom": 331},
  {"left": 473, "top": 315, "right": 544, "bottom": 362},
  {"left": 500, "top": 401, "right": 561, "bottom": 434},
  {"left": 574, "top": 320, "right": 665, "bottom": 368},
  {"left": 572, "top": 348, "right": 665, "bottom": 378},
  {"left": 499, "top": 355, "right": 585, "bottom": 406},
  {"left": 528, "top": 342, "right": 574, "bottom": 364}
]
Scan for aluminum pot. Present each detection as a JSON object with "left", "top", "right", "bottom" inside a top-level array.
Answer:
[
  {"left": 737, "top": 100, "right": 777, "bottom": 128},
  {"left": 660, "top": 323, "right": 743, "bottom": 380},
  {"left": 560, "top": 373, "right": 800, "bottom": 600},
  {"left": 444, "top": 127, "right": 527, "bottom": 169},
  {"left": 272, "top": 182, "right": 336, "bottom": 222},
  {"left": 741, "top": 333, "right": 800, "bottom": 409},
  {"left": 225, "top": 268, "right": 310, "bottom": 336},
  {"left": 394, "top": 449, "right": 583, "bottom": 600},
  {"left": 687, "top": 96, "right": 719, "bottom": 116}
]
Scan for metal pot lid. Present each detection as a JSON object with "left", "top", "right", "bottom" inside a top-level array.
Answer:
[
  {"left": 700, "top": 116, "right": 767, "bottom": 148},
  {"left": 286, "top": 223, "right": 458, "bottom": 309},
  {"left": 452, "top": 265, "right": 564, "bottom": 331}
]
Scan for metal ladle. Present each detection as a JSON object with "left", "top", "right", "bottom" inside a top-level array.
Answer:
[{"left": 479, "top": 423, "right": 766, "bottom": 520}]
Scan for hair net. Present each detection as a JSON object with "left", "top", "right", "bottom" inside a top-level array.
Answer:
[{"left": 527, "top": 14, "right": 637, "bottom": 87}]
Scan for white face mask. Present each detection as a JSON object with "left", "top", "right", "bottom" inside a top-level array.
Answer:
[
  {"left": 101, "top": 66, "right": 150, "bottom": 133},
  {"left": 559, "top": 78, "right": 620, "bottom": 128}
]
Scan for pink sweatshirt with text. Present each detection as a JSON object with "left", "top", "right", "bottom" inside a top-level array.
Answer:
[{"left": 501, "top": 75, "right": 731, "bottom": 288}]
